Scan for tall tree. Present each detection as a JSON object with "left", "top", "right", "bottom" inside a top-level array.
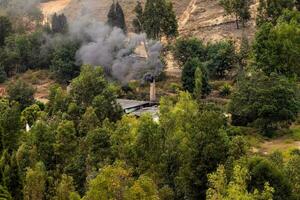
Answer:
[
  {"left": 7, "top": 79, "right": 35, "bottom": 109},
  {"left": 252, "top": 18, "right": 300, "bottom": 77},
  {"left": 107, "top": 1, "right": 127, "bottom": 32},
  {"left": 54, "top": 174, "right": 78, "bottom": 200},
  {"left": 0, "top": 16, "right": 12, "bottom": 47},
  {"left": 132, "top": 1, "right": 144, "bottom": 33},
  {"left": 207, "top": 165, "right": 274, "bottom": 200},
  {"left": 143, "top": 0, "right": 178, "bottom": 39},
  {"left": 219, "top": 0, "right": 251, "bottom": 29},
  {"left": 23, "top": 162, "right": 46, "bottom": 200},
  {"left": 229, "top": 72, "right": 300, "bottom": 136},
  {"left": 51, "top": 13, "right": 68, "bottom": 34},
  {"left": 181, "top": 58, "right": 211, "bottom": 96}
]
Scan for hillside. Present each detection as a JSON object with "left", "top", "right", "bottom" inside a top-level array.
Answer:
[{"left": 40, "top": 0, "right": 257, "bottom": 42}]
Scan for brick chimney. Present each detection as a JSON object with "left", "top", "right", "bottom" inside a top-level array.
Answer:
[{"left": 150, "top": 80, "right": 156, "bottom": 102}]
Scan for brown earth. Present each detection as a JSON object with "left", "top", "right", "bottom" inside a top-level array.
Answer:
[{"left": 40, "top": 0, "right": 257, "bottom": 43}]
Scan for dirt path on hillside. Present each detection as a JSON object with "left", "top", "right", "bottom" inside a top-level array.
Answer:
[
  {"left": 40, "top": 0, "right": 71, "bottom": 19},
  {"left": 164, "top": 0, "right": 196, "bottom": 77},
  {"left": 178, "top": 0, "right": 197, "bottom": 31}
]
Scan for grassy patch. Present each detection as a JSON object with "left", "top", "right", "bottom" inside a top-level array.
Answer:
[{"left": 290, "top": 125, "right": 300, "bottom": 141}]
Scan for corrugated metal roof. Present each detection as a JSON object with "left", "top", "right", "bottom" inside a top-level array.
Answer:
[{"left": 117, "top": 99, "right": 150, "bottom": 110}]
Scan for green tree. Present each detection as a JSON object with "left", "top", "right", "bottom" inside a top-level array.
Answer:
[
  {"left": 27, "top": 121, "right": 55, "bottom": 169},
  {"left": 248, "top": 157, "right": 292, "bottom": 200},
  {"left": 1, "top": 32, "right": 45, "bottom": 74},
  {"left": 229, "top": 72, "right": 300, "bottom": 135},
  {"left": 0, "top": 99, "right": 21, "bottom": 152},
  {"left": 85, "top": 125, "right": 112, "bottom": 168},
  {"left": 206, "top": 40, "right": 236, "bottom": 78},
  {"left": 7, "top": 79, "right": 35, "bottom": 109},
  {"left": 78, "top": 106, "right": 99, "bottom": 136},
  {"left": 159, "top": 93, "right": 229, "bottom": 199},
  {"left": 54, "top": 120, "right": 78, "bottom": 170},
  {"left": 70, "top": 65, "right": 122, "bottom": 121},
  {"left": 125, "top": 175, "right": 160, "bottom": 200},
  {"left": 50, "top": 40, "right": 80, "bottom": 83},
  {"left": 256, "top": 0, "right": 294, "bottom": 25},
  {"left": 143, "top": 0, "right": 178, "bottom": 39},
  {"left": 0, "top": 185, "right": 12, "bottom": 200},
  {"left": 238, "top": 35, "right": 250, "bottom": 72},
  {"left": 51, "top": 13, "right": 68, "bottom": 34},
  {"left": 132, "top": 1, "right": 144, "bottom": 33},
  {"left": 194, "top": 67, "right": 203, "bottom": 99},
  {"left": 207, "top": 165, "right": 274, "bottom": 200},
  {"left": 0, "top": 152, "right": 22, "bottom": 200},
  {"left": 83, "top": 163, "right": 131, "bottom": 200},
  {"left": 285, "top": 155, "right": 300, "bottom": 199},
  {"left": 219, "top": 0, "right": 251, "bottom": 29},
  {"left": 54, "top": 174, "right": 78, "bottom": 200},
  {"left": 132, "top": 114, "right": 162, "bottom": 174},
  {"left": 252, "top": 20, "right": 300, "bottom": 77},
  {"left": 21, "top": 104, "right": 41, "bottom": 127},
  {"left": 173, "top": 38, "right": 206, "bottom": 66},
  {"left": 23, "top": 162, "right": 46, "bottom": 200},
  {"left": 0, "top": 16, "right": 12, "bottom": 46},
  {"left": 107, "top": 1, "right": 127, "bottom": 32},
  {"left": 47, "top": 84, "right": 70, "bottom": 115},
  {"left": 181, "top": 58, "right": 211, "bottom": 95}
]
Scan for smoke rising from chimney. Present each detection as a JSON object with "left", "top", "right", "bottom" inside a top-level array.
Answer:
[{"left": 71, "top": 16, "right": 163, "bottom": 84}]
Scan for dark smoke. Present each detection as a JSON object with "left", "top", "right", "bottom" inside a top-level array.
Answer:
[{"left": 71, "top": 17, "right": 163, "bottom": 84}]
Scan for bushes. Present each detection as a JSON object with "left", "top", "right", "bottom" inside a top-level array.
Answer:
[
  {"left": 181, "top": 58, "right": 211, "bottom": 97},
  {"left": 7, "top": 79, "right": 35, "bottom": 109},
  {"left": 219, "top": 83, "right": 232, "bottom": 97},
  {"left": 252, "top": 18, "right": 300, "bottom": 77},
  {"left": 229, "top": 72, "right": 300, "bottom": 136},
  {"left": 174, "top": 38, "right": 236, "bottom": 79},
  {"left": 50, "top": 40, "right": 80, "bottom": 83}
]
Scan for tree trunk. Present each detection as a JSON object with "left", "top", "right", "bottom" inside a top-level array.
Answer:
[{"left": 235, "top": 14, "right": 239, "bottom": 29}]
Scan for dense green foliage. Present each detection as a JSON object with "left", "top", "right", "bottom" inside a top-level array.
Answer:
[
  {"left": 0, "top": 16, "right": 12, "bottom": 47},
  {"left": 0, "top": 2, "right": 299, "bottom": 200},
  {"left": 50, "top": 40, "right": 80, "bottom": 83},
  {"left": 139, "top": 0, "right": 178, "bottom": 39},
  {"left": 252, "top": 12, "right": 300, "bottom": 77},
  {"left": 229, "top": 72, "right": 300, "bottom": 135},
  {"left": 256, "top": 0, "right": 294, "bottom": 26},
  {"left": 174, "top": 38, "right": 236, "bottom": 78},
  {"left": 181, "top": 58, "right": 211, "bottom": 96},
  {"left": 7, "top": 79, "right": 35, "bottom": 109}
]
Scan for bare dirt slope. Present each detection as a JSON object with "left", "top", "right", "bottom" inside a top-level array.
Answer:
[
  {"left": 40, "top": 0, "right": 191, "bottom": 31},
  {"left": 179, "top": 0, "right": 258, "bottom": 43},
  {"left": 40, "top": 0, "right": 257, "bottom": 42}
]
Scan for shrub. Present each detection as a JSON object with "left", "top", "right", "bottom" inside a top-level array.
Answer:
[{"left": 219, "top": 83, "right": 232, "bottom": 97}]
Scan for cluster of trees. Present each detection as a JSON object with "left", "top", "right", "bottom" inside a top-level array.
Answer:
[
  {"left": 173, "top": 38, "right": 236, "bottom": 97},
  {"left": 174, "top": 5, "right": 300, "bottom": 136},
  {"left": 132, "top": 0, "right": 178, "bottom": 39},
  {"left": 106, "top": 0, "right": 178, "bottom": 40},
  {"left": 1, "top": 66, "right": 300, "bottom": 199},
  {"left": 0, "top": 13, "right": 80, "bottom": 83},
  {"left": 218, "top": 0, "right": 299, "bottom": 28},
  {"left": 230, "top": 9, "right": 300, "bottom": 135}
]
